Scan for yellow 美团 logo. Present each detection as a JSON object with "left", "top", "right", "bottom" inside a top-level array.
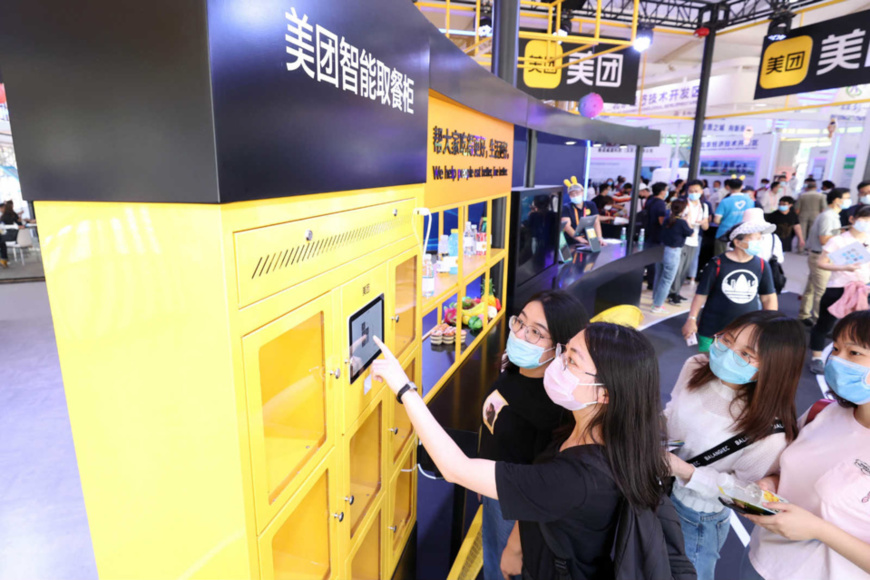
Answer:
[
  {"left": 760, "top": 36, "right": 813, "bottom": 89},
  {"left": 523, "top": 40, "right": 563, "bottom": 88}
]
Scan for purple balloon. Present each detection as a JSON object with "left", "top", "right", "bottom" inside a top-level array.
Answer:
[{"left": 579, "top": 93, "right": 604, "bottom": 118}]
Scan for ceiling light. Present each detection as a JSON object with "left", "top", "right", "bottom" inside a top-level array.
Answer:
[
  {"left": 767, "top": 12, "right": 793, "bottom": 42},
  {"left": 633, "top": 25, "right": 654, "bottom": 53},
  {"left": 565, "top": 141, "right": 577, "bottom": 145}
]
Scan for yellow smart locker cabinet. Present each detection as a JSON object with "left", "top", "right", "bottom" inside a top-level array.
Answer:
[{"left": 38, "top": 185, "right": 422, "bottom": 579}]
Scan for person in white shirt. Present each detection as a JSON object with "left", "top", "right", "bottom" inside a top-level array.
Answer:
[
  {"left": 671, "top": 180, "right": 710, "bottom": 295},
  {"left": 665, "top": 310, "right": 805, "bottom": 580},
  {"left": 744, "top": 310, "right": 870, "bottom": 580},
  {"left": 757, "top": 180, "right": 783, "bottom": 213},
  {"left": 757, "top": 232, "right": 784, "bottom": 265}
]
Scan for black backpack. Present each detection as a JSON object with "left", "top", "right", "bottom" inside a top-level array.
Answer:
[
  {"left": 767, "top": 237, "right": 787, "bottom": 294},
  {"left": 539, "top": 494, "right": 697, "bottom": 580}
]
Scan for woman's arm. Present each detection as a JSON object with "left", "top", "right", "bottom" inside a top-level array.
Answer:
[
  {"left": 500, "top": 522, "right": 523, "bottom": 579},
  {"left": 371, "top": 337, "right": 498, "bottom": 498},
  {"left": 760, "top": 293, "right": 778, "bottom": 311},
  {"left": 817, "top": 252, "right": 860, "bottom": 272},
  {"left": 746, "top": 503, "right": 870, "bottom": 574},
  {"left": 681, "top": 294, "right": 708, "bottom": 339}
]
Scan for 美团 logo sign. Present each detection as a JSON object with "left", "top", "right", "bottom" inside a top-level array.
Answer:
[
  {"left": 517, "top": 37, "right": 639, "bottom": 105},
  {"left": 755, "top": 9, "right": 870, "bottom": 98}
]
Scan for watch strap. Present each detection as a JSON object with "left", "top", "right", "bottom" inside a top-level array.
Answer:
[{"left": 396, "top": 382, "right": 417, "bottom": 404}]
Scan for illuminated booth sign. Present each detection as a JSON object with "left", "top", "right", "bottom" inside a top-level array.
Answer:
[
  {"left": 755, "top": 9, "right": 870, "bottom": 99},
  {"left": 516, "top": 37, "right": 640, "bottom": 105},
  {"left": 209, "top": 0, "right": 429, "bottom": 201}
]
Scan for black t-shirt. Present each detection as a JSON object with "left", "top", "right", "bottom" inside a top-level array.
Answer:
[
  {"left": 696, "top": 254, "right": 775, "bottom": 337},
  {"left": 478, "top": 371, "right": 568, "bottom": 464},
  {"left": 765, "top": 210, "right": 799, "bottom": 243},
  {"left": 644, "top": 197, "right": 667, "bottom": 244},
  {"left": 562, "top": 202, "right": 599, "bottom": 244},
  {"left": 0, "top": 213, "right": 21, "bottom": 225},
  {"left": 660, "top": 218, "right": 693, "bottom": 248},
  {"left": 496, "top": 442, "right": 621, "bottom": 580}
]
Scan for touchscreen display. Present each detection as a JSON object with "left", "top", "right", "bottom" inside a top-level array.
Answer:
[{"left": 348, "top": 294, "right": 384, "bottom": 383}]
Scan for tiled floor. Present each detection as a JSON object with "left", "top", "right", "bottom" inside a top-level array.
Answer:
[{"left": 0, "top": 282, "right": 98, "bottom": 580}]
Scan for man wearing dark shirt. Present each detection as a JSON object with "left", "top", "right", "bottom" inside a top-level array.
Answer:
[
  {"left": 765, "top": 196, "right": 804, "bottom": 251},
  {"left": 644, "top": 182, "right": 669, "bottom": 244}
]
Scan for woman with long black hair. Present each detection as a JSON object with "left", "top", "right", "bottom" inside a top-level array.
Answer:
[
  {"left": 665, "top": 310, "right": 805, "bottom": 580},
  {"left": 477, "top": 291, "right": 588, "bottom": 580},
  {"left": 371, "top": 322, "right": 670, "bottom": 580}
]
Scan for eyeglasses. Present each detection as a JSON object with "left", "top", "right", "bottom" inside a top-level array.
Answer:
[
  {"left": 712, "top": 335, "right": 758, "bottom": 368},
  {"left": 509, "top": 315, "right": 551, "bottom": 345},
  {"left": 554, "top": 343, "right": 603, "bottom": 384}
]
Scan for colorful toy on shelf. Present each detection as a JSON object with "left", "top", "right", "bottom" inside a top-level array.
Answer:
[
  {"left": 443, "top": 307, "right": 458, "bottom": 326},
  {"left": 461, "top": 299, "right": 487, "bottom": 326}
]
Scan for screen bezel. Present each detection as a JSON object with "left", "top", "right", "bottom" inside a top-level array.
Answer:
[{"left": 348, "top": 293, "right": 385, "bottom": 384}]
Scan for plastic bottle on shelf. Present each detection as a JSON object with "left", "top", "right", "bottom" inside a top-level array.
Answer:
[
  {"left": 476, "top": 229, "right": 487, "bottom": 256},
  {"left": 422, "top": 254, "right": 435, "bottom": 298},
  {"left": 620, "top": 227, "right": 627, "bottom": 245},
  {"left": 470, "top": 225, "right": 479, "bottom": 256},
  {"left": 449, "top": 229, "right": 459, "bottom": 257},
  {"left": 638, "top": 228, "right": 645, "bottom": 248},
  {"left": 438, "top": 234, "right": 449, "bottom": 257},
  {"left": 463, "top": 222, "right": 474, "bottom": 256}
]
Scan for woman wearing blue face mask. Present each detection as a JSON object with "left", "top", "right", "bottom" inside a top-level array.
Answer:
[
  {"left": 743, "top": 310, "right": 870, "bottom": 580},
  {"left": 666, "top": 310, "right": 805, "bottom": 580},
  {"left": 477, "top": 291, "right": 589, "bottom": 580},
  {"left": 809, "top": 205, "right": 870, "bottom": 375},
  {"left": 682, "top": 208, "right": 779, "bottom": 353}
]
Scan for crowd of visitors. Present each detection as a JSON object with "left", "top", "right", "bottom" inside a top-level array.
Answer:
[{"left": 411, "top": 171, "right": 870, "bottom": 580}]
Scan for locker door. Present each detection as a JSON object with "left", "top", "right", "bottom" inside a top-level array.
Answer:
[{"left": 243, "top": 291, "right": 338, "bottom": 530}]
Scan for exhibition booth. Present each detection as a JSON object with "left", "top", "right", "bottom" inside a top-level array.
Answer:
[{"left": 0, "top": 0, "right": 658, "bottom": 578}]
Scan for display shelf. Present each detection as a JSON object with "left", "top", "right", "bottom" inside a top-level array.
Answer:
[
  {"left": 349, "top": 509, "right": 381, "bottom": 580},
  {"left": 422, "top": 272, "right": 459, "bottom": 316},
  {"left": 418, "top": 194, "right": 511, "bottom": 404},
  {"left": 463, "top": 255, "right": 488, "bottom": 286}
]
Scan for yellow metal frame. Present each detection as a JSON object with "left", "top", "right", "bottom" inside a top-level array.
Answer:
[{"left": 421, "top": 192, "right": 510, "bottom": 404}]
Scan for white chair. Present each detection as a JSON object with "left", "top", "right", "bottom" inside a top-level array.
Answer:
[{"left": 7, "top": 227, "right": 34, "bottom": 264}]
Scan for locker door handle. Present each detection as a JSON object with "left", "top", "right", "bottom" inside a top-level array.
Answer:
[
  {"left": 389, "top": 525, "right": 397, "bottom": 533},
  {"left": 328, "top": 368, "right": 341, "bottom": 379},
  {"left": 389, "top": 427, "right": 399, "bottom": 435},
  {"left": 391, "top": 314, "right": 400, "bottom": 323},
  {"left": 345, "top": 495, "right": 355, "bottom": 505},
  {"left": 333, "top": 512, "right": 345, "bottom": 522}
]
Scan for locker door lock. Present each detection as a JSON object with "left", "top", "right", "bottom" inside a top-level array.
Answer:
[
  {"left": 329, "top": 368, "right": 341, "bottom": 379},
  {"left": 389, "top": 427, "right": 399, "bottom": 435},
  {"left": 305, "top": 229, "right": 314, "bottom": 242},
  {"left": 333, "top": 512, "right": 345, "bottom": 522},
  {"left": 391, "top": 314, "right": 400, "bottom": 323},
  {"left": 393, "top": 208, "right": 398, "bottom": 217},
  {"left": 344, "top": 495, "right": 355, "bottom": 505},
  {"left": 389, "top": 525, "right": 397, "bottom": 533}
]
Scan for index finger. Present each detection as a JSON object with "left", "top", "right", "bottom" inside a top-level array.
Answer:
[{"left": 372, "top": 336, "right": 397, "bottom": 361}]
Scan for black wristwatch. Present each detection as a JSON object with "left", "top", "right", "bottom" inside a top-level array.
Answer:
[{"left": 396, "top": 382, "right": 418, "bottom": 404}]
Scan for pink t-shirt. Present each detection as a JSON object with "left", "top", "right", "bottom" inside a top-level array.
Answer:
[
  {"left": 749, "top": 403, "right": 870, "bottom": 580},
  {"left": 824, "top": 231, "right": 870, "bottom": 288}
]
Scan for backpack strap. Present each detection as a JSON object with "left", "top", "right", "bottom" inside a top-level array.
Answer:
[
  {"left": 714, "top": 257, "right": 721, "bottom": 277},
  {"left": 807, "top": 399, "right": 834, "bottom": 424}
]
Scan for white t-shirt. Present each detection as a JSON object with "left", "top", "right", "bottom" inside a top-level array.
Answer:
[
  {"left": 665, "top": 355, "right": 787, "bottom": 513},
  {"left": 758, "top": 233, "right": 784, "bottom": 264},
  {"left": 823, "top": 231, "right": 870, "bottom": 288},
  {"left": 685, "top": 200, "right": 709, "bottom": 247},
  {"left": 750, "top": 403, "right": 870, "bottom": 580}
]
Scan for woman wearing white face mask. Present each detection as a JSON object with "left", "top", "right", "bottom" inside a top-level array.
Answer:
[
  {"left": 682, "top": 209, "right": 779, "bottom": 353},
  {"left": 369, "top": 324, "right": 671, "bottom": 580},
  {"left": 743, "top": 310, "right": 870, "bottom": 580},
  {"left": 667, "top": 311, "right": 805, "bottom": 580},
  {"left": 477, "top": 291, "right": 589, "bottom": 580},
  {"left": 809, "top": 205, "right": 870, "bottom": 375}
]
